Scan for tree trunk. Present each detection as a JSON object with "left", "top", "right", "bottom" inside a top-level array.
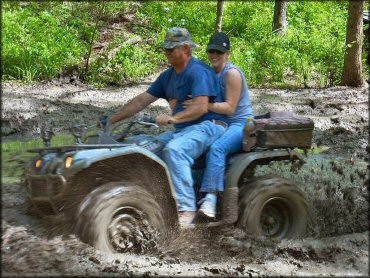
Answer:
[
  {"left": 272, "top": 0, "right": 287, "bottom": 35},
  {"left": 341, "top": 0, "right": 365, "bottom": 87},
  {"left": 216, "top": 0, "right": 225, "bottom": 32}
]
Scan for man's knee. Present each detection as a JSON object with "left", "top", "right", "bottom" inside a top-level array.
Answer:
[
  {"left": 162, "top": 141, "right": 181, "bottom": 162},
  {"left": 163, "top": 140, "right": 179, "bottom": 154}
]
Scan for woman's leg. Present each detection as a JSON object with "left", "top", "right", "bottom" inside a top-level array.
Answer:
[
  {"left": 200, "top": 123, "right": 244, "bottom": 193},
  {"left": 198, "top": 123, "right": 244, "bottom": 218}
]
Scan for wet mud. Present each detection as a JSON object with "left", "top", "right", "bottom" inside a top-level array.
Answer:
[{"left": 1, "top": 79, "right": 369, "bottom": 276}]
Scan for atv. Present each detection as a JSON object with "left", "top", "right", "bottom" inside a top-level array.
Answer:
[{"left": 25, "top": 112, "right": 314, "bottom": 254}]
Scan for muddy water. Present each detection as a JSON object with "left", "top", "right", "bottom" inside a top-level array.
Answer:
[{"left": 1, "top": 81, "right": 369, "bottom": 276}]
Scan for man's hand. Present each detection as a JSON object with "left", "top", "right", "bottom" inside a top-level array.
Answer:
[
  {"left": 98, "top": 115, "right": 110, "bottom": 129},
  {"left": 156, "top": 114, "right": 177, "bottom": 126}
]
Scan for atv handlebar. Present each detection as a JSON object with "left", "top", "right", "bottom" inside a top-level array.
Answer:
[
  {"left": 136, "top": 117, "right": 159, "bottom": 128},
  {"left": 99, "top": 115, "right": 158, "bottom": 129},
  {"left": 102, "top": 116, "right": 159, "bottom": 142}
]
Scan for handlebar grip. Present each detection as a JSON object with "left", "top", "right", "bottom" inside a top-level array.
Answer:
[
  {"left": 98, "top": 115, "right": 110, "bottom": 132},
  {"left": 99, "top": 115, "right": 109, "bottom": 125}
]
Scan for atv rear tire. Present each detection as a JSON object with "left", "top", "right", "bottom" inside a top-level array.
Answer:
[
  {"left": 238, "top": 175, "right": 308, "bottom": 239},
  {"left": 73, "top": 182, "right": 166, "bottom": 254}
]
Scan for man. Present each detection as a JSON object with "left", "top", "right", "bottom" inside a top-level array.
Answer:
[{"left": 109, "top": 27, "right": 227, "bottom": 225}]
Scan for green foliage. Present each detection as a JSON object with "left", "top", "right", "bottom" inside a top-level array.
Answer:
[
  {"left": 88, "top": 42, "right": 160, "bottom": 86},
  {"left": 3, "top": 1, "right": 367, "bottom": 87},
  {"left": 3, "top": 3, "right": 88, "bottom": 81},
  {"left": 283, "top": 2, "right": 348, "bottom": 87},
  {"left": 219, "top": 1, "right": 350, "bottom": 87}
]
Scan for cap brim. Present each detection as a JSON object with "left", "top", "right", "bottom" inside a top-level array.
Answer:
[
  {"left": 206, "top": 44, "right": 228, "bottom": 53},
  {"left": 161, "top": 41, "right": 178, "bottom": 49},
  {"left": 161, "top": 41, "right": 197, "bottom": 49}
]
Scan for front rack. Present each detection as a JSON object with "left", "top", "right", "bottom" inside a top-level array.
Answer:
[{"left": 27, "top": 144, "right": 132, "bottom": 154}]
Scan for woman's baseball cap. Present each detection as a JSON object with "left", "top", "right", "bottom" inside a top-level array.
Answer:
[{"left": 206, "top": 32, "right": 230, "bottom": 53}]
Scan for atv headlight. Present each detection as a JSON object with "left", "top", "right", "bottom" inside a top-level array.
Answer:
[
  {"left": 35, "top": 159, "right": 43, "bottom": 169},
  {"left": 64, "top": 156, "right": 73, "bottom": 168}
]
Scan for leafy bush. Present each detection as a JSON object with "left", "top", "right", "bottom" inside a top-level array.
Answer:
[
  {"left": 3, "top": 1, "right": 367, "bottom": 87},
  {"left": 88, "top": 42, "right": 160, "bottom": 86},
  {"left": 3, "top": 3, "right": 88, "bottom": 81}
]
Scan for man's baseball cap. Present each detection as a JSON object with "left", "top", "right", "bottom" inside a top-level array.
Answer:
[
  {"left": 161, "top": 27, "right": 197, "bottom": 49},
  {"left": 206, "top": 32, "right": 230, "bottom": 53}
]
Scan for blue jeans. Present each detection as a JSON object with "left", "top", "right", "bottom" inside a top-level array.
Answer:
[
  {"left": 200, "top": 122, "right": 244, "bottom": 193},
  {"left": 160, "top": 120, "right": 226, "bottom": 211}
]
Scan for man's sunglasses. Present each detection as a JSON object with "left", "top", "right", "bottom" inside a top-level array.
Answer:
[{"left": 207, "top": 49, "right": 224, "bottom": 55}]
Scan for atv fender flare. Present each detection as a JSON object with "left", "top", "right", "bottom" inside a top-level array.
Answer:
[
  {"left": 221, "top": 149, "right": 305, "bottom": 224},
  {"left": 225, "top": 149, "right": 304, "bottom": 189}
]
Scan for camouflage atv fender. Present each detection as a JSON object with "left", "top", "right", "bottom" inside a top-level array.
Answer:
[{"left": 222, "top": 149, "right": 305, "bottom": 224}]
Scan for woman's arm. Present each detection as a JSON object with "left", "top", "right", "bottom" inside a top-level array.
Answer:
[
  {"left": 156, "top": 95, "right": 209, "bottom": 125},
  {"left": 208, "top": 68, "right": 242, "bottom": 116}
]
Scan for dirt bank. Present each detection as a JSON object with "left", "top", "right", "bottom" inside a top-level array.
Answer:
[{"left": 1, "top": 79, "right": 369, "bottom": 276}]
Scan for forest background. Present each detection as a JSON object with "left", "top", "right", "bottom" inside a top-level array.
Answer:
[{"left": 2, "top": 1, "right": 369, "bottom": 88}]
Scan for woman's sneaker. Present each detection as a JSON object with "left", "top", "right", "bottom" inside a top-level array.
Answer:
[{"left": 198, "top": 193, "right": 217, "bottom": 219}]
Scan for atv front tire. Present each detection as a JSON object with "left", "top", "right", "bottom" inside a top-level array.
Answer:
[
  {"left": 238, "top": 175, "right": 308, "bottom": 239},
  {"left": 73, "top": 182, "right": 166, "bottom": 254}
]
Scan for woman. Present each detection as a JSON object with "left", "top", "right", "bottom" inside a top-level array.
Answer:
[{"left": 194, "top": 32, "right": 254, "bottom": 218}]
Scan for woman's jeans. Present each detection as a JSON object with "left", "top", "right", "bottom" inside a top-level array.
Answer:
[
  {"left": 158, "top": 120, "right": 226, "bottom": 212},
  {"left": 200, "top": 122, "right": 244, "bottom": 193}
]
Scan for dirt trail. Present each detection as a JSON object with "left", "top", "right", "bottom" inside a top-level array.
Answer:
[{"left": 1, "top": 79, "right": 369, "bottom": 276}]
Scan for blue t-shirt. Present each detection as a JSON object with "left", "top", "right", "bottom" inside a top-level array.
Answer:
[{"left": 148, "top": 57, "right": 227, "bottom": 129}]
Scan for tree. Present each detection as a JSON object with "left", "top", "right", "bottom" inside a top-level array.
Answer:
[
  {"left": 216, "top": 0, "right": 225, "bottom": 32},
  {"left": 341, "top": 0, "right": 365, "bottom": 87},
  {"left": 272, "top": 0, "right": 287, "bottom": 35},
  {"left": 83, "top": 2, "right": 106, "bottom": 80}
]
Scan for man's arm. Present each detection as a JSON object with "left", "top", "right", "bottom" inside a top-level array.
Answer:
[
  {"left": 110, "top": 92, "right": 158, "bottom": 124},
  {"left": 156, "top": 96, "right": 209, "bottom": 125}
]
